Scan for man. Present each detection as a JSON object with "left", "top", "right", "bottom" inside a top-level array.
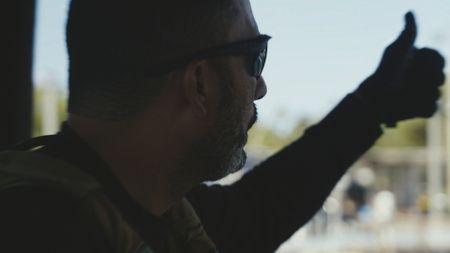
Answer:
[{"left": 0, "top": 0, "right": 445, "bottom": 252}]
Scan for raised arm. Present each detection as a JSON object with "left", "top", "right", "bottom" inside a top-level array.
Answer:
[{"left": 188, "top": 12, "right": 445, "bottom": 253}]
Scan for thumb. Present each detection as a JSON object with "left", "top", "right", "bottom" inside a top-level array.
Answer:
[
  {"left": 387, "top": 12, "right": 417, "bottom": 60},
  {"left": 378, "top": 12, "right": 417, "bottom": 75}
]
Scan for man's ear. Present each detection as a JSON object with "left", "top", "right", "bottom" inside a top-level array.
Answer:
[{"left": 181, "top": 60, "right": 216, "bottom": 118}]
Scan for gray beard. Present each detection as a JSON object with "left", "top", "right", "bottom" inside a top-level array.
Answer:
[
  {"left": 195, "top": 120, "right": 248, "bottom": 182},
  {"left": 179, "top": 105, "right": 248, "bottom": 183},
  {"left": 209, "top": 130, "right": 247, "bottom": 180}
]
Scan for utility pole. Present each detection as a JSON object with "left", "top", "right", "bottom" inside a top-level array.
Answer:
[
  {"left": 446, "top": 86, "right": 450, "bottom": 210},
  {"left": 427, "top": 110, "right": 444, "bottom": 219}
]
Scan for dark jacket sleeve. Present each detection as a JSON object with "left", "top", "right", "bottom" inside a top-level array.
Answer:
[
  {"left": 0, "top": 186, "right": 112, "bottom": 253},
  {"left": 188, "top": 94, "right": 383, "bottom": 253}
]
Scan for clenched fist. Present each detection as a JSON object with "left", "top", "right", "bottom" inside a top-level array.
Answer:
[{"left": 355, "top": 12, "right": 445, "bottom": 127}]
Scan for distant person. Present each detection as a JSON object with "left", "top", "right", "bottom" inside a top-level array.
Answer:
[
  {"left": 343, "top": 180, "right": 368, "bottom": 222},
  {"left": 0, "top": 0, "right": 445, "bottom": 252}
]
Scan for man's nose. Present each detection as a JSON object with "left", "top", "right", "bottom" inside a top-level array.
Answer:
[{"left": 255, "top": 76, "right": 267, "bottom": 100}]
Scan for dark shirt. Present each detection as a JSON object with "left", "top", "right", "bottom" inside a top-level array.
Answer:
[{"left": 0, "top": 94, "right": 382, "bottom": 253}]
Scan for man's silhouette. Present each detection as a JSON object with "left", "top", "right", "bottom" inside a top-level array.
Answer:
[{"left": 0, "top": 1, "right": 445, "bottom": 252}]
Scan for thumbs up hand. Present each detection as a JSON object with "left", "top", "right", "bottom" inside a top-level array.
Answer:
[{"left": 355, "top": 12, "right": 445, "bottom": 127}]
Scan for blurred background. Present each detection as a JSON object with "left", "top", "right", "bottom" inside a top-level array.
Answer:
[{"left": 25, "top": 0, "right": 450, "bottom": 252}]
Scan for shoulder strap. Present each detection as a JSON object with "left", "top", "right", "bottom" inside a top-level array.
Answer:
[
  {"left": 0, "top": 150, "right": 158, "bottom": 253},
  {"left": 13, "top": 135, "right": 57, "bottom": 151}
]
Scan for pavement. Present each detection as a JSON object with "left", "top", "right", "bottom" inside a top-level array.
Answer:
[{"left": 276, "top": 214, "right": 450, "bottom": 253}]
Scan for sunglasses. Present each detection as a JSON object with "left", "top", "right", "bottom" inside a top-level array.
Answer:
[{"left": 147, "top": 34, "right": 271, "bottom": 79}]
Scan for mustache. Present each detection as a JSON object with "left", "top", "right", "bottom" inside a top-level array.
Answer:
[{"left": 248, "top": 104, "right": 258, "bottom": 129}]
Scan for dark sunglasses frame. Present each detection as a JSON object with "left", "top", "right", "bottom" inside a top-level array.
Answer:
[{"left": 147, "top": 34, "right": 272, "bottom": 78}]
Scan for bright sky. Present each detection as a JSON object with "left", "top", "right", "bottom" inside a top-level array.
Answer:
[{"left": 33, "top": 0, "right": 450, "bottom": 132}]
